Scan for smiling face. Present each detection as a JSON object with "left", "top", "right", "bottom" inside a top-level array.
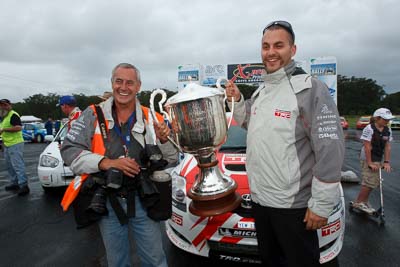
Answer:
[
  {"left": 261, "top": 28, "right": 297, "bottom": 73},
  {"left": 111, "top": 67, "right": 141, "bottom": 107}
]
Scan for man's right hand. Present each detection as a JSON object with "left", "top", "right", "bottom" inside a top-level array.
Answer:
[
  {"left": 99, "top": 157, "right": 141, "bottom": 178},
  {"left": 225, "top": 80, "right": 241, "bottom": 102}
]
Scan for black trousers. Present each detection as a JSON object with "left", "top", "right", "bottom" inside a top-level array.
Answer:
[{"left": 252, "top": 202, "right": 320, "bottom": 267}]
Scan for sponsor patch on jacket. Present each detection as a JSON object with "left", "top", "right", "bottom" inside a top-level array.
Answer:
[
  {"left": 321, "top": 219, "right": 341, "bottom": 237},
  {"left": 274, "top": 109, "right": 291, "bottom": 119}
]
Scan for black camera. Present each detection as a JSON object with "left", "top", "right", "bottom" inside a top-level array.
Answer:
[
  {"left": 86, "top": 185, "right": 108, "bottom": 215},
  {"left": 105, "top": 168, "right": 124, "bottom": 189},
  {"left": 141, "top": 144, "right": 168, "bottom": 173},
  {"left": 136, "top": 144, "right": 168, "bottom": 208},
  {"left": 86, "top": 168, "right": 123, "bottom": 215}
]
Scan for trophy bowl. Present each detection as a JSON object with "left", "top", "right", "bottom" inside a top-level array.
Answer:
[{"left": 150, "top": 81, "right": 241, "bottom": 216}]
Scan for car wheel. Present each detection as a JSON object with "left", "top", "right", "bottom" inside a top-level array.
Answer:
[
  {"left": 36, "top": 134, "right": 43, "bottom": 143},
  {"left": 42, "top": 186, "right": 53, "bottom": 193}
]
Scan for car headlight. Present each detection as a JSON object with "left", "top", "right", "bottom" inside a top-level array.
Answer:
[
  {"left": 39, "top": 155, "right": 59, "bottom": 168},
  {"left": 172, "top": 175, "right": 186, "bottom": 202}
]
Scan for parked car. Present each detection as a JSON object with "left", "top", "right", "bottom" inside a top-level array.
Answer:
[
  {"left": 22, "top": 122, "right": 47, "bottom": 143},
  {"left": 389, "top": 116, "right": 400, "bottom": 130},
  {"left": 340, "top": 116, "right": 349, "bottom": 130},
  {"left": 38, "top": 124, "right": 74, "bottom": 192},
  {"left": 356, "top": 116, "right": 371, "bottom": 130},
  {"left": 166, "top": 122, "right": 345, "bottom": 265}
]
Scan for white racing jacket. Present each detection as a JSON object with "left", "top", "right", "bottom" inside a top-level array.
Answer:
[{"left": 228, "top": 61, "right": 344, "bottom": 218}]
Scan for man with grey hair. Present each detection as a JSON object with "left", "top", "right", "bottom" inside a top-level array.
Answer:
[{"left": 61, "top": 63, "right": 177, "bottom": 267}]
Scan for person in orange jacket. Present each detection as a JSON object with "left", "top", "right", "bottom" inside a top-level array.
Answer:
[{"left": 60, "top": 63, "right": 178, "bottom": 267}]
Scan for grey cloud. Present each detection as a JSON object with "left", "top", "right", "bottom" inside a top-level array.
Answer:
[{"left": 0, "top": 0, "right": 399, "bottom": 102}]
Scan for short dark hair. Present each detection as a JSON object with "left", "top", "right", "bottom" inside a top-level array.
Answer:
[
  {"left": 0, "top": 99, "right": 11, "bottom": 104},
  {"left": 262, "top": 20, "right": 295, "bottom": 44}
]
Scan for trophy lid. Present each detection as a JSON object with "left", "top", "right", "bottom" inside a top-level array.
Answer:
[{"left": 166, "top": 82, "right": 224, "bottom": 105}]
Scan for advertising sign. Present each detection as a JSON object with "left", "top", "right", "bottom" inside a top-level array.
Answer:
[
  {"left": 310, "top": 57, "right": 337, "bottom": 103},
  {"left": 201, "top": 64, "right": 227, "bottom": 86},
  {"left": 177, "top": 64, "right": 201, "bottom": 89},
  {"left": 227, "top": 63, "right": 265, "bottom": 84},
  {"left": 177, "top": 57, "right": 337, "bottom": 103}
]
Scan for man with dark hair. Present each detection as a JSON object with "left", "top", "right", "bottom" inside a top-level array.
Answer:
[
  {"left": 226, "top": 21, "right": 344, "bottom": 266},
  {"left": 0, "top": 99, "right": 30, "bottom": 196},
  {"left": 45, "top": 117, "right": 53, "bottom": 136}
]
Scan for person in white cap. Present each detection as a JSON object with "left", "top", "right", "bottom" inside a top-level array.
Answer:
[{"left": 352, "top": 107, "right": 394, "bottom": 213}]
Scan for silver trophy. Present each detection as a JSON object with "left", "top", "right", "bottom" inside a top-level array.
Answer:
[{"left": 150, "top": 79, "right": 241, "bottom": 217}]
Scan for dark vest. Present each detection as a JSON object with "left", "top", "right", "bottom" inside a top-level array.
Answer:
[{"left": 370, "top": 123, "right": 390, "bottom": 162}]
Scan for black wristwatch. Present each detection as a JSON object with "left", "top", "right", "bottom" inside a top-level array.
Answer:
[{"left": 383, "top": 161, "right": 389, "bottom": 163}]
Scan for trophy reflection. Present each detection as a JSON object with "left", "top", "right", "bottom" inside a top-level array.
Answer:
[{"left": 150, "top": 79, "right": 241, "bottom": 217}]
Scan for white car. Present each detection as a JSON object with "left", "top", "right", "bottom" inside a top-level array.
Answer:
[
  {"left": 165, "top": 124, "right": 345, "bottom": 265},
  {"left": 38, "top": 124, "right": 74, "bottom": 192}
]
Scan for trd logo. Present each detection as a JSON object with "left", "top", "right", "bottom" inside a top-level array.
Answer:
[
  {"left": 274, "top": 109, "right": 291, "bottom": 119},
  {"left": 321, "top": 219, "right": 340, "bottom": 237},
  {"left": 171, "top": 212, "right": 183, "bottom": 226}
]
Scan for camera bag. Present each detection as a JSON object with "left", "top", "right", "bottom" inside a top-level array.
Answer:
[{"left": 147, "top": 170, "right": 172, "bottom": 221}]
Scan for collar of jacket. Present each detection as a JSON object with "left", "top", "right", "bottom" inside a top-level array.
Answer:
[
  {"left": 99, "top": 97, "right": 146, "bottom": 134},
  {"left": 262, "top": 60, "right": 312, "bottom": 94},
  {"left": 261, "top": 60, "right": 296, "bottom": 84}
]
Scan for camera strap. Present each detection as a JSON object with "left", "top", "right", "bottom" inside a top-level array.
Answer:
[{"left": 94, "top": 104, "right": 136, "bottom": 225}]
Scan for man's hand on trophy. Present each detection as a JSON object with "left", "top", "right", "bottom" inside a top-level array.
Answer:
[
  {"left": 154, "top": 121, "right": 171, "bottom": 144},
  {"left": 225, "top": 80, "right": 241, "bottom": 102}
]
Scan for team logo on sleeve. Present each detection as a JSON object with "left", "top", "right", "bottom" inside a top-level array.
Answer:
[{"left": 274, "top": 109, "right": 291, "bottom": 119}]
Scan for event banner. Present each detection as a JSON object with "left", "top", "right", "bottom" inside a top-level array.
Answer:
[
  {"left": 227, "top": 63, "right": 265, "bottom": 84},
  {"left": 178, "top": 57, "right": 337, "bottom": 103},
  {"left": 177, "top": 64, "right": 201, "bottom": 89},
  {"left": 201, "top": 64, "right": 227, "bottom": 86},
  {"left": 310, "top": 56, "right": 337, "bottom": 103}
]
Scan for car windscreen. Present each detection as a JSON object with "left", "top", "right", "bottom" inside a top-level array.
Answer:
[
  {"left": 219, "top": 125, "right": 247, "bottom": 152},
  {"left": 54, "top": 125, "right": 68, "bottom": 142},
  {"left": 36, "top": 123, "right": 45, "bottom": 129}
]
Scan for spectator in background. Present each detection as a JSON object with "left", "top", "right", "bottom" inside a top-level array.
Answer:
[
  {"left": 54, "top": 120, "right": 61, "bottom": 135},
  {"left": 0, "top": 99, "right": 30, "bottom": 196},
  {"left": 45, "top": 117, "right": 53, "bottom": 135},
  {"left": 57, "top": 95, "right": 82, "bottom": 130},
  {"left": 352, "top": 108, "right": 394, "bottom": 213}
]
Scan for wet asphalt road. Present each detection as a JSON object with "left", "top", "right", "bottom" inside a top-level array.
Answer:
[{"left": 0, "top": 129, "right": 399, "bottom": 267}]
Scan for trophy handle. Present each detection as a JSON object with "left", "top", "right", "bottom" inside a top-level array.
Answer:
[
  {"left": 150, "top": 89, "right": 181, "bottom": 151},
  {"left": 216, "top": 77, "right": 234, "bottom": 129},
  {"left": 150, "top": 89, "right": 170, "bottom": 123}
]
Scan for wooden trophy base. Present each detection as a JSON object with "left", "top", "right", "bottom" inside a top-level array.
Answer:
[{"left": 187, "top": 186, "right": 242, "bottom": 217}]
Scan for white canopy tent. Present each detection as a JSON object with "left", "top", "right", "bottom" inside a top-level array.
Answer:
[{"left": 20, "top": 115, "right": 42, "bottom": 123}]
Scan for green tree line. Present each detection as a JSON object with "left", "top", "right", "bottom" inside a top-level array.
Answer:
[
  {"left": 12, "top": 90, "right": 178, "bottom": 121},
  {"left": 10, "top": 75, "right": 400, "bottom": 121}
]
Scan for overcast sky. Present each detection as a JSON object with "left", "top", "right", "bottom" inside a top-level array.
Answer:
[{"left": 0, "top": 0, "right": 399, "bottom": 102}]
